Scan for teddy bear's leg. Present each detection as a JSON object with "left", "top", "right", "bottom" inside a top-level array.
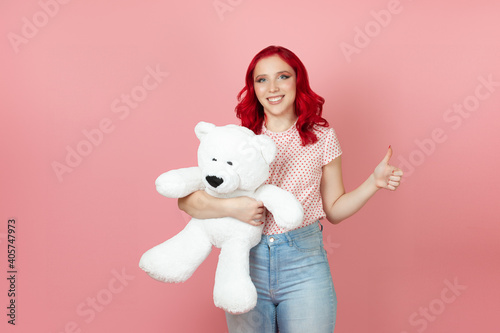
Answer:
[
  {"left": 213, "top": 240, "right": 257, "bottom": 314},
  {"left": 139, "top": 221, "right": 212, "bottom": 283}
]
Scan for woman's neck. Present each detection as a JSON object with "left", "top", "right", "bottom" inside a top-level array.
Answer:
[{"left": 264, "top": 114, "right": 298, "bottom": 133}]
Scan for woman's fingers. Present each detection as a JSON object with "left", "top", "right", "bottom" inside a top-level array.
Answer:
[{"left": 385, "top": 166, "right": 403, "bottom": 191}]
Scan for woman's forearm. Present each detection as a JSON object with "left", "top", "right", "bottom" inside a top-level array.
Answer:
[
  {"left": 325, "top": 174, "right": 380, "bottom": 224},
  {"left": 178, "top": 190, "right": 230, "bottom": 219},
  {"left": 322, "top": 148, "right": 403, "bottom": 224},
  {"left": 178, "top": 190, "right": 265, "bottom": 225}
]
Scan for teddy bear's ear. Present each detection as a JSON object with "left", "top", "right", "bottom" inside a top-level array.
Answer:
[
  {"left": 252, "top": 135, "right": 277, "bottom": 165},
  {"left": 194, "top": 122, "right": 216, "bottom": 140}
]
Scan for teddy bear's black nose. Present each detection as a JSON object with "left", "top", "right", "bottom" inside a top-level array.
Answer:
[{"left": 206, "top": 175, "right": 224, "bottom": 188}]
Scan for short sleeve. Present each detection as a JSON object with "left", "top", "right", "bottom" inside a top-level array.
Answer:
[{"left": 323, "top": 128, "right": 342, "bottom": 165}]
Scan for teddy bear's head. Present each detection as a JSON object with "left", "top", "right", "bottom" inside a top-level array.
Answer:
[{"left": 195, "top": 122, "right": 276, "bottom": 195}]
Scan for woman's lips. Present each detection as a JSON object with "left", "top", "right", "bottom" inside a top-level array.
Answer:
[{"left": 267, "top": 95, "right": 284, "bottom": 104}]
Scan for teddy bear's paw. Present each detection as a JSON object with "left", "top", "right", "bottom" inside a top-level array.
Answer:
[
  {"left": 139, "top": 258, "right": 192, "bottom": 283},
  {"left": 139, "top": 245, "right": 198, "bottom": 283},
  {"left": 273, "top": 202, "right": 304, "bottom": 231},
  {"left": 139, "top": 227, "right": 213, "bottom": 283},
  {"left": 155, "top": 167, "right": 203, "bottom": 198},
  {"left": 139, "top": 253, "right": 182, "bottom": 283},
  {"left": 140, "top": 267, "right": 177, "bottom": 283},
  {"left": 213, "top": 279, "right": 257, "bottom": 314},
  {"left": 155, "top": 180, "right": 189, "bottom": 199}
]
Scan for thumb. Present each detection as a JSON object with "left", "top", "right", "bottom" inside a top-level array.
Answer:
[{"left": 382, "top": 145, "right": 393, "bottom": 164}]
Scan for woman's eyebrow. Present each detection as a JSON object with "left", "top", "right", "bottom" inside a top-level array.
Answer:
[{"left": 255, "top": 70, "right": 292, "bottom": 78}]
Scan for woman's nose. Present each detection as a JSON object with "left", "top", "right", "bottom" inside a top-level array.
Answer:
[{"left": 269, "top": 82, "right": 279, "bottom": 93}]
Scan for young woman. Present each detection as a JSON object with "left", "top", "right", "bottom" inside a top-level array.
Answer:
[{"left": 178, "top": 46, "right": 403, "bottom": 332}]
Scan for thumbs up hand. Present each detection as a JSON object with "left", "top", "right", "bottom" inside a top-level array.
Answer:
[{"left": 373, "top": 146, "right": 403, "bottom": 191}]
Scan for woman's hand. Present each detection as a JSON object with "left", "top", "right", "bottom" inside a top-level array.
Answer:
[
  {"left": 373, "top": 146, "right": 403, "bottom": 191},
  {"left": 227, "top": 197, "right": 265, "bottom": 226}
]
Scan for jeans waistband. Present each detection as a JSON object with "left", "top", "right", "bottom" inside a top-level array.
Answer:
[{"left": 259, "top": 221, "right": 322, "bottom": 246}]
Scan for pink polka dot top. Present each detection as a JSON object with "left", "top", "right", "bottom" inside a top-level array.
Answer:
[{"left": 261, "top": 122, "right": 342, "bottom": 235}]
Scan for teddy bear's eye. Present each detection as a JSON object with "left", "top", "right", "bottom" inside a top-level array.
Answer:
[
  {"left": 212, "top": 158, "right": 217, "bottom": 162},
  {"left": 227, "top": 161, "right": 233, "bottom": 166}
]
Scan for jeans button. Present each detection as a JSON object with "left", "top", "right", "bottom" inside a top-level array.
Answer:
[{"left": 269, "top": 237, "right": 275, "bottom": 243}]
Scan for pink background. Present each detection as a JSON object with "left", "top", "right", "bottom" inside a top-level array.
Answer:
[{"left": 1, "top": 0, "right": 499, "bottom": 332}]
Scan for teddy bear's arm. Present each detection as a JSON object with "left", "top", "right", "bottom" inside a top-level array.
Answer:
[
  {"left": 155, "top": 167, "right": 205, "bottom": 198},
  {"left": 254, "top": 185, "right": 304, "bottom": 230}
]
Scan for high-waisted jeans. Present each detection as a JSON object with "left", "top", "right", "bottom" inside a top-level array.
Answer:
[{"left": 225, "top": 221, "right": 337, "bottom": 332}]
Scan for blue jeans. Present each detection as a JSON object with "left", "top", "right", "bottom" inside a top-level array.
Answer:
[{"left": 225, "top": 222, "right": 337, "bottom": 333}]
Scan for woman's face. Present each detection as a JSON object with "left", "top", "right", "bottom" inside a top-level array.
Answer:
[{"left": 253, "top": 55, "right": 297, "bottom": 120}]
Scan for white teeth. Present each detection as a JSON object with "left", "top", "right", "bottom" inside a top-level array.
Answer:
[{"left": 268, "top": 96, "right": 283, "bottom": 102}]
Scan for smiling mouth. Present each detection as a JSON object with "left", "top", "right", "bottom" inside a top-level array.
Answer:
[{"left": 267, "top": 95, "right": 284, "bottom": 103}]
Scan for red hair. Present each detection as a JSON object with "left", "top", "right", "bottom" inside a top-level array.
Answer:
[{"left": 235, "top": 45, "right": 329, "bottom": 146}]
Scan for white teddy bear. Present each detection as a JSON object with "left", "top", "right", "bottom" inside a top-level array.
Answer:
[{"left": 139, "top": 121, "right": 304, "bottom": 314}]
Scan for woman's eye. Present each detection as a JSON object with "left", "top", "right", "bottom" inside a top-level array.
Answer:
[
  {"left": 279, "top": 74, "right": 290, "bottom": 80},
  {"left": 255, "top": 78, "right": 266, "bottom": 83},
  {"left": 227, "top": 161, "right": 233, "bottom": 166}
]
